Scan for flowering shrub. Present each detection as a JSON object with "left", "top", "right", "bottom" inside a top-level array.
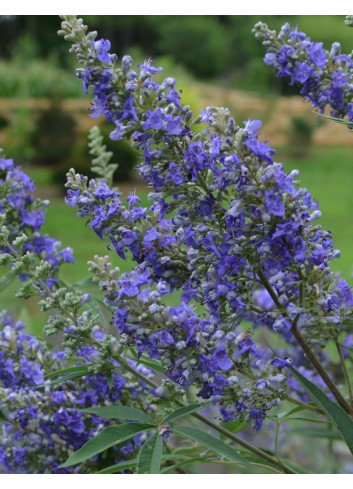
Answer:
[{"left": 1, "top": 15, "right": 353, "bottom": 474}]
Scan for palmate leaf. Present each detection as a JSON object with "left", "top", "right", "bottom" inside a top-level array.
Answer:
[
  {"left": 59, "top": 422, "right": 155, "bottom": 468},
  {"left": 136, "top": 432, "right": 163, "bottom": 474},
  {"left": 172, "top": 425, "right": 249, "bottom": 466},
  {"left": 162, "top": 402, "right": 211, "bottom": 423},
  {"left": 80, "top": 405, "right": 156, "bottom": 424},
  {"left": 289, "top": 366, "right": 353, "bottom": 454}
]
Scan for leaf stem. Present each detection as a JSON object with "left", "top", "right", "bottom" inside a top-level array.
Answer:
[
  {"left": 257, "top": 268, "right": 353, "bottom": 416},
  {"left": 335, "top": 342, "right": 353, "bottom": 409},
  {"left": 119, "top": 356, "right": 296, "bottom": 474},
  {"left": 291, "top": 324, "right": 353, "bottom": 415}
]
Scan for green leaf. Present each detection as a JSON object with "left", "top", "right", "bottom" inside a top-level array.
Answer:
[
  {"left": 315, "top": 112, "right": 353, "bottom": 126},
  {"left": 72, "top": 276, "right": 95, "bottom": 288},
  {"left": 106, "top": 370, "right": 113, "bottom": 389},
  {"left": 284, "top": 417, "right": 328, "bottom": 424},
  {"left": 45, "top": 365, "right": 90, "bottom": 379},
  {"left": 0, "top": 272, "right": 15, "bottom": 291},
  {"left": 80, "top": 405, "right": 156, "bottom": 425},
  {"left": 163, "top": 402, "right": 210, "bottom": 423},
  {"left": 129, "top": 348, "right": 165, "bottom": 374},
  {"left": 136, "top": 432, "right": 163, "bottom": 474},
  {"left": 289, "top": 365, "right": 353, "bottom": 454},
  {"left": 86, "top": 298, "right": 107, "bottom": 328},
  {"left": 96, "top": 454, "right": 188, "bottom": 474},
  {"left": 96, "top": 459, "right": 139, "bottom": 474},
  {"left": 159, "top": 457, "right": 207, "bottom": 474},
  {"left": 39, "top": 370, "right": 89, "bottom": 388},
  {"left": 172, "top": 425, "right": 249, "bottom": 466},
  {"left": 222, "top": 418, "right": 247, "bottom": 434},
  {"left": 0, "top": 409, "right": 9, "bottom": 422},
  {"left": 59, "top": 422, "right": 155, "bottom": 468},
  {"left": 283, "top": 427, "right": 342, "bottom": 440},
  {"left": 280, "top": 402, "right": 320, "bottom": 419}
]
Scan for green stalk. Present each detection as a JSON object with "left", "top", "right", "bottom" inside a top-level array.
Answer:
[{"left": 118, "top": 356, "right": 296, "bottom": 474}]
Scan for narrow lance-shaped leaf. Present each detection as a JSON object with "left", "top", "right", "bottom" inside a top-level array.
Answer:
[
  {"left": 96, "top": 454, "right": 188, "bottom": 474},
  {"left": 137, "top": 432, "right": 163, "bottom": 474},
  {"left": 159, "top": 457, "right": 210, "bottom": 474},
  {"left": 283, "top": 427, "right": 342, "bottom": 440},
  {"left": 163, "top": 402, "right": 211, "bottom": 423},
  {"left": 96, "top": 459, "right": 139, "bottom": 474},
  {"left": 45, "top": 364, "right": 91, "bottom": 379},
  {"left": 315, "top": 112, "right": 353, "bottom": 126},
  {"left": 289, "top": 365, "right": 353, "bottom": 454},
  {"left": 129, "top": 347, "right": 165, "bottom": 374},
  {"left": 59, "top": 422, "right": 155, "bottom": 468},
  {"left": 172, "top": 425, "right": 249, "bottom": 466},
  {"left": 80, "top": 405, "right": 156, "bottom": 424},
  {"left": 38, "top": 370, "right": 90, "bottom": 388}
]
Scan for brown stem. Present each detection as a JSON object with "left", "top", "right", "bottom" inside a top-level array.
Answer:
[
  {"left": 258, "top": 268, "right": 353, "bottom": 416},
  {"left": 291, "top": 324, "right": 353, "bottom": 415}
]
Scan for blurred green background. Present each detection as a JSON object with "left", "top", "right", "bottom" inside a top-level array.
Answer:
[{"left": 1, "top": 15, "right": 353, "bottom": 336}]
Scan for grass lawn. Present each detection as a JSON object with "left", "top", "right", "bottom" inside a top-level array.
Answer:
[{"left": 1, "top": 145, "right": 353, "bottom": 337}]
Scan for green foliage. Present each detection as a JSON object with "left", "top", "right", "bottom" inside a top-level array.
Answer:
[
  {"left": 80, "top": 405, "right": 156, "bottom": 424},
  {"left": 59, "top": 422, "right": 155, "bottom": 468},
  {"left": 172, "top": 425, "right": 249, "bottom": 465},
  {"left": 163, "top": 402, "right": 211, "bottom": 423},
  {"left": 156, "top": 16, "right": 229, "bottom": 79},
  {"left": 136, "top": 433, "right": 163, "bottom": 474},
  {"left": 88, "top": 126, "right": 118, "bottom": 186},
  {"left": 289, "top": 366, "right": 353, "bottom": 454},
  {"left": 287, "top": 116, "right": 315, "bottom": 158}
]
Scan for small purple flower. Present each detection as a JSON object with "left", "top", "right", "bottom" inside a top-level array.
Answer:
[
  {"left": 243, "top": 119, "right": 262, "bottom": 134},
  {"left": 264, "top": 189, "right": 285, "bottom": 216},
  {"left": 166, "top": 161, "right": 184, "bottom": 185},
  {"left": 92, "top": 39, "right": 112, "bottom": 63},
  {"left": 213, "top": 349, "right": 233, "bottom": 372},
  {"left": 307, "top": 42, "right": 327, "bottom": 68},
  {"left": 0, "top": 158, "right": 14, "bottom": 171},
  {"left": 138, "top": 63, "right": 163, "bottom": 74},
  {"left": 94, "top": 181, "right": 116, "bottom": 200},
  {"left": 331, "top": 69, "right": 348, "bottom": 88},
  {"left": 121, "top": 55, "right": 133, "bottom": 71},
  {"left": 292, "top": 62, "right": 314, "bottom": 84},
  {"left": 143, "top": 109, "right": 164, "bottom": 131},
  {"left": 119, "top": 95, "right": 138, "bottom": 121},
  {"left": 263, "top": 52, "right": 278, "bottom": 66},
  {"left": 110, "top": 120, "right": 125, "bottom": 141},
  {"left": 164, "top": 114, "right": 182, "bottom": 135}
]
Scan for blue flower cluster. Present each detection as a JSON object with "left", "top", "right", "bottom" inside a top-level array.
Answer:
[
  {"left": 253, "top": 21, "right": 353, "bottom": 121},
  {"left": 61, "top": 19, "right": 353, "bottom": 429},
  {"left": 0, "top": 155, "right": 74, "bottom": 280},
  {"left": 0, "top": 311, "right": 153, "bottom": 473}
]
